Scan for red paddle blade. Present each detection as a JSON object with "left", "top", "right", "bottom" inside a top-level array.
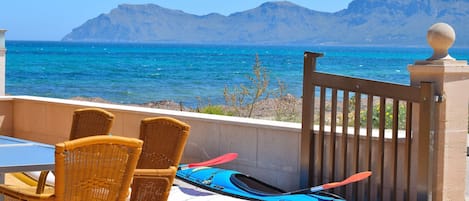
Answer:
[
  {"left": 187, "top": 153, "right": 238, "bottom": 168},
  {"left": 322, "top": 171, "right": 372, "bottom": 190}
]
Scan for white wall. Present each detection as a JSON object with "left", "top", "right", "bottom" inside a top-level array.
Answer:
[{"left": 2, "top": 95, "right": 303, "bottom": 190}]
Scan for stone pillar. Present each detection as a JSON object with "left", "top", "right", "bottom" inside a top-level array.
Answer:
[
  {"left": 408, "top": 23, "right": 469, "bottom": 201},
  {"left": 0, "top": 29, "right": 6, "bottom": 96}
]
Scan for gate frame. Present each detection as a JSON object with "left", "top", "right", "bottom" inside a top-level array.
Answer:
[{"left": 300, "top": 52, "right": 436, "bottom": 201}]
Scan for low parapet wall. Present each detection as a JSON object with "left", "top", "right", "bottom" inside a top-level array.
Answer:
[{"left": 0, "top": 95, "right": 303, "bottom": 190}]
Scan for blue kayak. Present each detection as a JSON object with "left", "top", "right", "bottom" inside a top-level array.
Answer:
[{"left": 176, "top": 166, "right": 346, "bottom": 201}]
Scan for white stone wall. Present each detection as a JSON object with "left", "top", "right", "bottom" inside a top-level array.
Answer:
[{"left": 1, "top": 95, "right": 303, "bottom": 190}]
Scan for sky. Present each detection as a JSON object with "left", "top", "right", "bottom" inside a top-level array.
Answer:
[{"left": 0, "top": 0, "right": 352, "bottom": 41}]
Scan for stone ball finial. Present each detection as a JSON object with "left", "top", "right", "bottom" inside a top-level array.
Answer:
[{"left": 426, "top": 22, "right": 455, "bottom": 61}]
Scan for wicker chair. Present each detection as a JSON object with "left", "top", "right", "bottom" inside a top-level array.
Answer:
[
  {"left": 0, "top": 135, "right": 143, "bottom": 201},
  {"left": 129, "top": 117, "right": 190, "bottom": 201},
  {"left": 13, "top": 107, "right": 115, "bottom": 187}
]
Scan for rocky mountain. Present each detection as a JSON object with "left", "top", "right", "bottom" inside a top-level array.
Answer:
[{"left": 62, "top": 0, "right": 469, "bottom": 47}]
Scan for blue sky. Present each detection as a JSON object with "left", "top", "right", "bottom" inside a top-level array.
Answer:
[{"left": 0, "top": 0, "right": 352, "bottom": 41}]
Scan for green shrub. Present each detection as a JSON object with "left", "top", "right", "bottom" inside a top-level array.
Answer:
[
  {"left": 347, "top": 96, "right": 407, "bottom": 129},
  {"left": 364, "top": 102, "right": 407, "bottom": 129},
  {"left": 198, "top": 105, "right": 229, "bottom": 115}
]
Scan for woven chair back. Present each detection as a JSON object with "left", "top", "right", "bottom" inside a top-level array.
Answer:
[
  {"left": 137, "top": 117, "right": 190, "bottom": 169},
  {"left": 55, "top": 135, "right": 142, "bottom": 201},
  {"left": 69, "top": 108, "right": 115, "bottom": 140}
]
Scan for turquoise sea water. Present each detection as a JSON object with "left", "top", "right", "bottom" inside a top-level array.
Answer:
[{"left": 5, "top": 41, "right": 469, "bottom": 107}]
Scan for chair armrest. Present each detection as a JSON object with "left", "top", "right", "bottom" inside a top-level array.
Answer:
[{"left": 133, "top": 166, "right": 177, "bottom": 179}]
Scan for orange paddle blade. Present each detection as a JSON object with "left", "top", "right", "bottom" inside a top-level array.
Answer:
[
  {"left": 179, "top": 153, "right": 238, "bottom": 170},
  {"left": 322, "top": 171, "right": 372, "bottom": 190}
]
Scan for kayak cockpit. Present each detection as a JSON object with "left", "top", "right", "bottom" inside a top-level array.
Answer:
[{"left": 230, "top": 173, "right": 286, "bottom": 196}]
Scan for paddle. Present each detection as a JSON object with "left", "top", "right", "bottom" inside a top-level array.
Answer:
[
  {"left": 178, "top": 152, "right": 238, "bottom": 170},
  {"left": 309, "top": 171, "right": 372, "bottom": 192},
  {"left": 288, "top": 171, "right": 372, "bottom": 194}
]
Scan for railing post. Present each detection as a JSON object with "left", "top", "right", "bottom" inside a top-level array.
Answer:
[
  {"left": 411, "top": 81, "right": 435, "bottom": 201},
  {"left": 300, "top": 51, "right": 323, "bottom": 188},
  {"left": 408, "top": 23, "right": 469, "bottom": 201},
  {"left": 0, "top": 29, "right": 6, "bottom": 96}
]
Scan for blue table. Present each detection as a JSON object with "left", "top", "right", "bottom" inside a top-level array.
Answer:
[{"left": 0, "top": 136, "right": 54, "bottom": 184}]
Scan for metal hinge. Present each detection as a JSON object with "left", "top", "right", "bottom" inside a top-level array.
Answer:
[{"left": 434, "top": 95, "right": 444, "bottom": 103}]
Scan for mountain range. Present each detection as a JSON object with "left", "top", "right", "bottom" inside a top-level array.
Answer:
[{"left": 62, "top": 0, "right": 469, "bottom": 47}]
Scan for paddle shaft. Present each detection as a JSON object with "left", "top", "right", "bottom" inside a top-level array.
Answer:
[
  {"left": 179, "top": 153, "right": 238, "bottom": 170},
  {"left": 287, "top": 171, "right": 372, "bottom": 194}
]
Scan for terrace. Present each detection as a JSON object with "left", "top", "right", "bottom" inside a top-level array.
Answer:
[{"left": 0, "top": 23, "right": 468, "bottom": 201}]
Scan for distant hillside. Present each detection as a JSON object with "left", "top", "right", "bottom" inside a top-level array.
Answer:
[{"left": 62, "top": 0, "right": 469, "bottom": 47}]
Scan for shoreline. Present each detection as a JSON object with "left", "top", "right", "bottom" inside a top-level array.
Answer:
[{"left": 71, "top": 94, "right": 303, "bottom": 122}]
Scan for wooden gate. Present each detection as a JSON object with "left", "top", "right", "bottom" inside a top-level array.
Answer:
[{"left": 300, "top": 52, "right": 436, "bottom": 201}]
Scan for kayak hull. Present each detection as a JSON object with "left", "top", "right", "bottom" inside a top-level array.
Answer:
[{"left": 176, "top": 166, "right": 345, "bottom": 201}]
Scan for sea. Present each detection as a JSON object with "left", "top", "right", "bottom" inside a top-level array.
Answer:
[{"left": 5, "top": 41, "right": 469, "bottom": 108}]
